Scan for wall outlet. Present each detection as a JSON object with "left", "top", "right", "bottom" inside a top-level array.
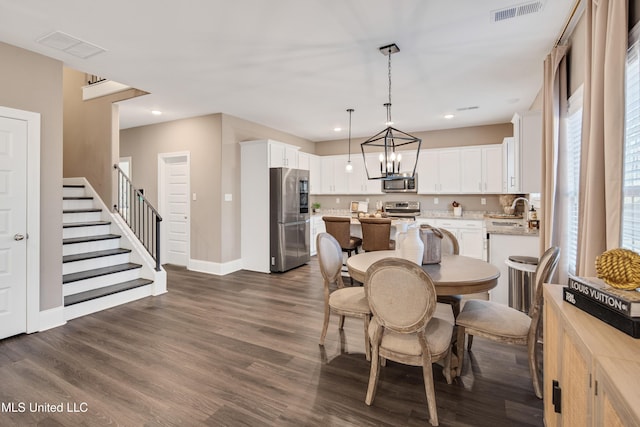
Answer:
[
  {"left": 336, "top": 197, "right": 340, "bottom": 204},
  {"left": 481, "top": 198, "right": 486, "bottom": 205},
  {"left": 434, "top": 197, "right": 439, "bottom": 205},
  {"left": 224, "top": 193, "right": 232, "bottom": 202}
]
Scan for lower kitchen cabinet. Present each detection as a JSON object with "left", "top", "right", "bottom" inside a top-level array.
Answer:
[
  {"left": 416, "top": 218, "right": 486, "bottom": 261},
  {"left": 309, "top": 215, "right": 326, "bottom": 256},
  {"left": 543, "top": 285, "right": 640, "bottom": 427}
]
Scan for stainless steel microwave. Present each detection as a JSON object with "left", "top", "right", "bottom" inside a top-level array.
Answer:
[{"left": 381, "top": 173, "right": 417, "bottom": 193}]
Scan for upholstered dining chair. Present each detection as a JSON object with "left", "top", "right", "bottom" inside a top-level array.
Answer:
[
  {"left": 322, "top": 216, "right": 362, "bottom": 257},
  {"left": 317, "top": 232, "right": 371, "bottom": 361},
  {"left": 427, "top": 225, "right": 489, "bottom": 318},
  {"left": 359, "top": 217, "right": 395, "bottom": 251},
  {"left": 364, "top": 258, "right": 454, "bottom": 427},
  {"left": 455, "top": 246, "right": 560, "bottom": 398}
]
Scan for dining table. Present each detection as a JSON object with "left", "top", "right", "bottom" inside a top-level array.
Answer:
[{"left": 347, "top": 251, "right": 500, "bottom": 296}]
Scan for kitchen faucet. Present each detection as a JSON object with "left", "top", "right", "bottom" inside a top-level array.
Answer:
[{"left": 511, "top": 197, "right": 530, "bottom": 228}]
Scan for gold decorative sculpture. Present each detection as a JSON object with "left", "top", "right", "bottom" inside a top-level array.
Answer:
[{"left": 595, "top": 248, "right": 640, "bottom": 290}]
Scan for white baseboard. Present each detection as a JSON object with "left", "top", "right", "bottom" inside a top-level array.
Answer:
[
  {"left": 39, "top": 306, "right": 66, "bottom": 332},
  {"left": 188, "top": 258, "right": 242, "bottom": 276}
]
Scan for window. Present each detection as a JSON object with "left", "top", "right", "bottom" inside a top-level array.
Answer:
[
  {"left": 565, "top": 88, "right": 583, "bottom": 275},
  {"left": 622, "top": 25, "right": 640, "bottom": 252}
]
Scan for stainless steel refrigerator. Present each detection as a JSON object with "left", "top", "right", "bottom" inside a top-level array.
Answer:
[{"left": 270, "top": 167, "right": 310, "bottom": 272}]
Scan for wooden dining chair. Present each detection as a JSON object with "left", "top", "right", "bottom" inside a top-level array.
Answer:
[
  {"left": 455, "top": 246, "right": 560, "bottom": 398},
  {"left": 359, "top": 217, "right": 395, "bottom": 251},
  {"left": 322, "top": 216, "right": 362, "bottom": 257},
  {"left": 364, "top": 258, "right": 453, "bottom": 426},
  {"left": 317, "top": 232, "right": 371, "bottom": 360}
]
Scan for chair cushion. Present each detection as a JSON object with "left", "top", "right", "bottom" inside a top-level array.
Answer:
[
  {"left": 434, "top": 302, "right": 455, "bottom": 325},
  {"left": 344, "top": 236, "right": 363, "bottom": 250},
  {"left": 329, "top": 286, "right": 369, "bottom": 314},
  {"left": 456, "top": 299, "right": 531, "bottom": 339},
  {"left": 368, "top": 316, "right": 454, "bottom": 357}
]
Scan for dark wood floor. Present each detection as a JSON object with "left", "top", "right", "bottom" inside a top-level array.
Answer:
[{"left": 0, "top": 258, "right": 543, "bottom": 426}]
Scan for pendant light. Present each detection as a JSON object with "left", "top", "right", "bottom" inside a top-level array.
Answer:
[
  {"left": 360, "top": 43, "right": 421, "bottom": 180},
  {"left": 345, "top": 108, "right": 354, "bottom": 173}
]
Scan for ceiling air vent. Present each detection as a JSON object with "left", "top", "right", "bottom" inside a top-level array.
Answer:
[{"left": 492, "top": 1, "right": 544, "bottom": 22}]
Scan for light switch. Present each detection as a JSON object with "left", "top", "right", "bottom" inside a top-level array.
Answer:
[
  {"left": 192, "top": 193, "right": 197, "bottom": 201},
  {"left": 224, "top": 193, "right": 232, "bottom": 202}
]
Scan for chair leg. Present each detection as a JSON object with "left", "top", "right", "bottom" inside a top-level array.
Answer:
[
  {"left": 363, "top": 315, "right": 371, "bottom": 361},
  {"left": 529, "top": 337, "right": 543, "bottom": 399},
  {"left": 455, "top": 326, "right": 466, "bottom": 377},
  {"left": 442, "top": 347, "right": 453, "bottom": 385},
  {"left": 338, "top": 315, "right": 345, "bottom": 330},
  {"left": 365, "top": 348, "right": 381, "bottom": 405},
  {"left": 320, "top": 306, "right": 330, "bottom": 345},
  {"left": 467, "top": 334, "right": 474, "bottom": 351},
  {"left": 421, "top": 356, "right": 439, "bottom": 426}
]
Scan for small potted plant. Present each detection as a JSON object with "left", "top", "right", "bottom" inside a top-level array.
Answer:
[
  {"left": 311, "top": 202, "right": 321, "bottom": 213},
  {"left": 452, "top": 201, "right": 462, "bottom": 217}
]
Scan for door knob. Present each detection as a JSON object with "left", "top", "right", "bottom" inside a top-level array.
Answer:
[{"left": 14, "top": 233, "right": 25, "bottom": 241}]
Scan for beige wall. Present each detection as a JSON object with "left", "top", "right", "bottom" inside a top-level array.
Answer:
[
  {"left": 315, "top": 123, "right": 513, "bottom": 155},
  {"left": 63, "top": 68, "right": 146, "bottom": 205},
  {"left": 0, "top": 42, "right": 63, "bottom": 310}
]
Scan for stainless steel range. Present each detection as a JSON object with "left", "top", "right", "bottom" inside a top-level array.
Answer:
[{"left": 384, "top": 201, "right": 421, "bottom": 220}]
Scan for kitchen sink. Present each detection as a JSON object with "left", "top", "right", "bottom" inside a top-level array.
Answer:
[{"left": 487, "top": 214, "right": 523, "bottom": 219}]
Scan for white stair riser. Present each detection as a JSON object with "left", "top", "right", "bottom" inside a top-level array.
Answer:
[
  {"left": 63, "top": 239, "right": 120, "bottom": 256},
  {"left": 63, "top": 225, "right": 111, "bottom": 239},
  {"left": 63, "top": 268, "right": 142, "bottom": 296},
  {"left": 63, "top": 253, "right": 131, "bottom": 275},
  {"left": 63, "top": 212, "right": 102, "bottom": 223},
  {"left": 64, "top": 285, "right": 153, "bottom": 321},
  {"left": 63, "top": 187, "right": 86, "bottom": 198},
  {"left": 63, "top": 199, "right": 95, "bottom": 210}
]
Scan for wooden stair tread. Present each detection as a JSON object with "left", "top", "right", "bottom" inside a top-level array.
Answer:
[
  {"left": 63, "top": 184, "right": 85, "bottom": 188},
  {"left": 63, "top": 221, "right": 111, "bottom": 228},
  {"left": 63, "top": 196, "right": 93, "bottom": 200},
  {"left": 63, "top": 262, "right": 142, "bottom": 283},
  {"left": 63, "top": 208, "right": 102, "bottom": 214},
  {"left": 63, "top": 234, "right": 120, "bottom": 245},
  {"left": 64, "top": 278, "right": 153, "bottom": 306},
  {"left": 63, "top": 248, "right": 131, "bottom": 263}
]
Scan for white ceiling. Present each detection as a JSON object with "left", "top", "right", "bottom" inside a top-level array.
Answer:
[{"left": 0, "top": 0, "right": 575, "bottom": 142}]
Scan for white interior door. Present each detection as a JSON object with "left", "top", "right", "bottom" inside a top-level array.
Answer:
[
  {"left": 0, "top": 116, "right": 27, "bottom": 339},
  {"left": 159, "top": 153, "right": 190, "bottom": 266}
]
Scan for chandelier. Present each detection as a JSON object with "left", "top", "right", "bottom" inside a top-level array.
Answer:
[{"left": 360, "top": 43, "right": 421, "bottom": 180}]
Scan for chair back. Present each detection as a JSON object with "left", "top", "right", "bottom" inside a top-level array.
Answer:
[
  {"left": 322, "top": 216, "right": 351, "bottom": 249},
  {"left": 527, "top": 246, "right": 560, "bottom": 336},
  {"left": 359, "top": 218, "right": 392, "bottom": 251},
  {"left": 438, "top": 228, "right": 459, "bottom": 256},
  {"left": 365, "top": 258, "right": 436, "bottom": 333},
  {"left": 316, "top": 232, "right": 345, "bottom": 289}
]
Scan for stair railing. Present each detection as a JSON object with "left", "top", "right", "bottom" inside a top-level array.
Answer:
[{"left": 114, "top": 164, "right": 163, "bottom": 271}]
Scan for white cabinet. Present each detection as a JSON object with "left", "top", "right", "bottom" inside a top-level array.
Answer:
[
  {"left": 297, "top": 152, "right": 310, "bottom": 170},
  {"left": 510, "top": 111, "right": 542, "bottom": 194},
  {"left": 417, "top": 148, "right": 461, "bottom": 194},
  {"left": 502, "top": 137, "right": 517, "bottom": 193},
  {"left": 321, "top": 155, "right": 349, "bottom": 194},
  {"left": 309, "top": 154, "right": 322, "bottom": 195},
  {"left": 269, "top": 141, "right": 299, "bottom": 168},
  {"left": 348, "top": 153, "right": 384, "bottom": 194},
  {"left": 459, "top": 145, "right": 502, "bottom": 194},
  {"left": 416, "top": 217, "right": 486, "bottom": 261},
  {"left": 309, "top": 216, "right": 326, "bottom": 256}
]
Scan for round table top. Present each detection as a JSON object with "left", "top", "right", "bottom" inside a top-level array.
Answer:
[{"left": 347, "top": 251, "right": 500, "bottom": 296}]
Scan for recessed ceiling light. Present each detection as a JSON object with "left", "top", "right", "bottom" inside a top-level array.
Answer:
[
  {"left": 334, "top": 127, "right": 342, "bottom": 132},
  {"left": 444, "top": 114, "right": 455, "bottom": 119},
  {"left": 151, "top": 110, "right": 162, "bottom": 116}
]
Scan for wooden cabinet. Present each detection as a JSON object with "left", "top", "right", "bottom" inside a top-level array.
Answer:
[{"left": 543, "top": 285, "right": 640, "bottom": 427}]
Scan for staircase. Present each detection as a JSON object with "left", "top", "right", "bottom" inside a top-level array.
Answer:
[{"left": 63, "top": 179, "right": 166, "bottom": 320}]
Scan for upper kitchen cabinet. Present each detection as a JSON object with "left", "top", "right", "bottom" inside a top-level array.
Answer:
[
  {"left": 297, "top": 151, "right": 310, "bottom": 170},
  {"left": 269, "top": 140, "right": 300, "bottom": 168},
  {"left": 320, "top": 155, "right": 349, "bottom": 194},
  {"left": 347, "top": 153, "right": 384, "bottom": 195},
  {"left": 503, "top": 137, "right": 517, "bottom": 193},
  {"left": 308, "top": 154, "right": 321, "bottom": 194},
  {"left": 417, "top": 148, "right": 461, "bottom": 194},
  {"left": 508, "top": 111, "right": 542, "bottom": 194}
]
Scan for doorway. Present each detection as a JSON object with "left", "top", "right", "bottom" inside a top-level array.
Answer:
[
  {"left": 0, "top": 106, "right": 40, "bottom": 339},
  {"left": 158, "top": 152, "right": 190, "bottom": 267}
]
